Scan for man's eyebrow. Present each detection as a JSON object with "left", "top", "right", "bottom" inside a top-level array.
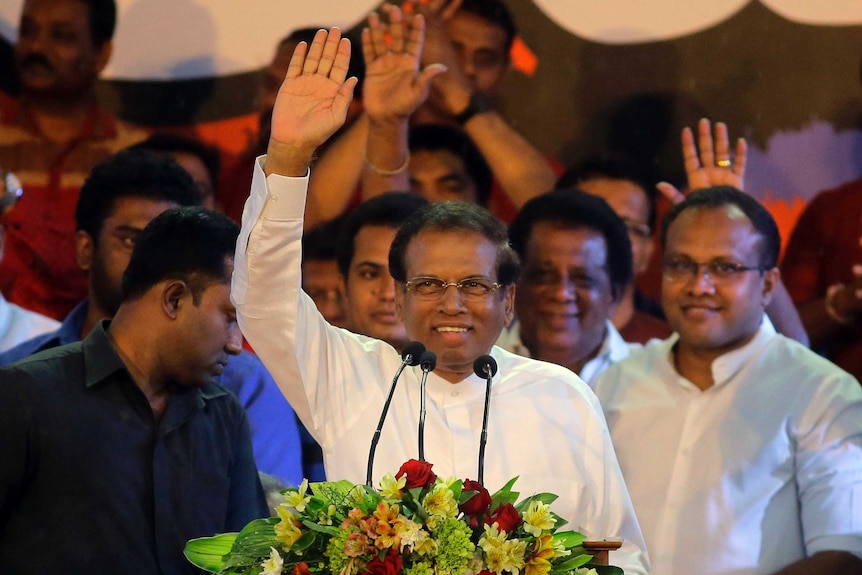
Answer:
[{"left": 113, "top": 225, "right": 145, "bottom": 235}]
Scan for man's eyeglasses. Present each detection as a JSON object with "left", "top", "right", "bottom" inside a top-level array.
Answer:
[
  {"left": 662, "top": 258, "right": 768, "bottom": 283},
  {"left": 405, "top": 276, "right": 501, "bottom": 299}
]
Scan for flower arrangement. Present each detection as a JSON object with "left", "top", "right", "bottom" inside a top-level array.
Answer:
[{"left": 185, "top": 460, "right": 622, "bottom": 575}]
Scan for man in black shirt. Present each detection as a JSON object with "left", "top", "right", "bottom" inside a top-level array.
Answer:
[{"left": 0, "top": 206, "right": 268, "bottom": 574}]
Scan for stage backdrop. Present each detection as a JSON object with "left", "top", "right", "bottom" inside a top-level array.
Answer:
[{"left": 2, "top": 0, "right": 861, "bottom": 246}]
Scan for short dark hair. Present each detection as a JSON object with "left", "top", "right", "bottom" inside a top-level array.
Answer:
[
  {"left": 389, "top": 201, "right": 520, "bottom": 287},
  {"left": 459, "top": 0, "right": 517, "bottom": 53},
  {"left": 129, "top": 133, "right": 221, "bottom": 198},
  {"left": 661, "top": 186, "right": 781, "bottom": 268},
  {"left": 556, "top": 153, "right": 658, "bottom": 229},
  {"left": 75, "top": 148, "right": 202, "bottom": 242},
  {"left": 509, "top": 189, "right": 633, "bottom": 296},
  {"left": 336, "top": 193, "right": 428, "bottom": 278},
  {"left": 81, "top": 0, "right": 117, "bottom": 47},
  {"left": 408, "top": 123, "right": 493, "bottom": 206},
  {"left": 303, "top": 216, "right": 346, "bottom": 262},
  {"left": 121, "top": 207, "right": 239, "bottom": 304}
]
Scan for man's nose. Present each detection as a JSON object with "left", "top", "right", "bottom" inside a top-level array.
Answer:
[{"left": 225, "top": 324, "right": 243, "bottom": 356}]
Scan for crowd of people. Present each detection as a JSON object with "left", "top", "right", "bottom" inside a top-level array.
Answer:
[{"left": 0, "top": 0, "right": 860, "bottom": 574}]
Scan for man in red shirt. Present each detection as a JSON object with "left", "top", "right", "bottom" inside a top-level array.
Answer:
[{"left": 0, "top": 0, "right": 146, "bottom": 320}]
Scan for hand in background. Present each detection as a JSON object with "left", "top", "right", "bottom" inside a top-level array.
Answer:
[
  {"left": 361, "top": 4, "right": 447, "bottom": 122},
  {"left": 657, "top": 118, "right": 747, "bottom": 204}
]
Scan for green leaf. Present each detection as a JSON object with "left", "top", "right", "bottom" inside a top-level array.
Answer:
[
  {"left": 584, "top": 563, "right": 624, "bottom": 575},
  {"left": 551, "top": 530, "right": 585, "bottom": 548},
  {"left": 301, "top": 518, "right": 340, "bottom": 536},
  {"left": 489, "top": 476, "right": 520, "bottom": 510},
  {"left": 184, "top": 532, "right": 238, "bottom": 572},
  {"left": 459, "top": 489, "right": 479, "bottom": 505},
  {"left": 514, "top": 492, "right": 558, "bottom": 513},
  {"left": 549, "top": 552, "right": 592, "bottom": 572}
]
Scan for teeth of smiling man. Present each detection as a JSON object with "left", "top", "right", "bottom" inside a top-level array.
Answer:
[{"left": 436, "top": 326, "right": 468, "bottom": 333}]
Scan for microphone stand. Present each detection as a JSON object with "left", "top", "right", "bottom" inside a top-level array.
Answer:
[
  {"left": 417, "top": 351, "right": 437, "bottom": 462},
  {"left": 474, "top": 355, "right": 498, "bottom": 485},
  {"left": 366, "top": 342, "right": 425, "bottom": 486}
]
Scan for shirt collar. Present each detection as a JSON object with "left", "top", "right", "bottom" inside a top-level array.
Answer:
[
  {"left": 709, "top": 316, "right": 776, "bottom": 387},
  {"left": 82, "top": 319, "right": 128, "bottom": 387},
  {"left": 81, "top": 319, "right": 229, "bottom": 402}
]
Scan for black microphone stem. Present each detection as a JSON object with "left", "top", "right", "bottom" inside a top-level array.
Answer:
[
  {"left": 366, "top": 359, "right": 410, "bottom": 486},
  {"left": 478, "top": 372, "right": 491, "bottom": 484},
  {"left": 418, "top": 367, "right": 429, "bottom": 462}
]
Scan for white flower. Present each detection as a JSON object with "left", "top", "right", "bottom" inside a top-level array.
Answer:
[{"left": 261, "top": 547, "right": 284, "bottom": 575}]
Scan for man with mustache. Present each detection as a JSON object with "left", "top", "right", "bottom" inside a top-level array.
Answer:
[{"left": 0, "top": 0, "right": 146, "bottom": 321}]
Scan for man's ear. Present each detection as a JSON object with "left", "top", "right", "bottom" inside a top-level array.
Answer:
[
  {"left": 75, "top": 230, "right": 95, "bottom": 271},
  {"left": 503, "top": 284, "right": 516, "bottom": 327},
  {"left": 761, "top": 267, "right": 780, "bottom": 307},
  {"left": 161, "top": 280, "right": 190, "bottom": 320},
  {"left": 95, "top": 41, "right": 112, "bottom": 74}
]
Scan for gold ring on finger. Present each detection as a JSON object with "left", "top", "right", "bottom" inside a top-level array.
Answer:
[{"left": 716, "top": 159, "right": 731, "bottom": 167}]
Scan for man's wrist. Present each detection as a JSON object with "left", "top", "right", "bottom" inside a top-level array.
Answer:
[
  {"left": 453, "top": 91, "right": 494, "bottom": 125},
  {"left": 264, "top": 140, "right": 317, "bottom": 177}
]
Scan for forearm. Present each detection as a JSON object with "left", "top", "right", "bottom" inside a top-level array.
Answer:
[
  {"left": 305, "top": 116, "right": 370, "bottom": 229},
  {"left": 361, "top": 116, "right": 410, "bottom": 199},
  {"left": 765, "top": 281, "right": 809, "bottom": 346},
  {"left": 771, "top": 551, "right": 862, "bottom": 575},
  {"left": 462, "top": 111, "right": 557, "bottom": 208}
]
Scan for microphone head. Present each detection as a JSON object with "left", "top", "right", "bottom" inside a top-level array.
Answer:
[
  {"left": 419, "top": 351, "right": 437, "bottom": 371},
  {"left": 401, "top": 341, "right": 426, "bottom": 366},
  {"left": 473, "top": 355, "right": 498, "bottom": 378}
]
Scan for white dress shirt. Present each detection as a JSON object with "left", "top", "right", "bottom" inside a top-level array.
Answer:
[
  {"left": 232, "top": 159, "right": 649, "bottom": 575},
  {"left": 497, "top": 319, "right": 638, "bottom": 388},
  {"left": 595, "top": 317, "right": 862, "bottom": 575},
  {"left": 0, "top": 293, "right": 60, "bottom": 353}
]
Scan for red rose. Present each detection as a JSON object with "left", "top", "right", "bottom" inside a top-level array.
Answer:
[
  {"left": 365, "top": 548, "right": 402, "bottom": 575},
  {"left": 396, "top": 459, "right": 437, "bottom": 489},
  {"left": 294, "top": 562, "right": 311, "bottom": 575},
  {"left": 461, "top": 479, "right": 492, "bottom": 517},
  {"left": 486, "top": 503, "right": 521, "bottom": 532}
]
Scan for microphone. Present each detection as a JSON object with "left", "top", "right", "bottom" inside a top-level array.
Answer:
[
  {"left": 417, "top": 351, "right": 437, "bottom": 462},
  {"left": 473, "top": 354, "right": 498, "bottom": 485},
  {"left": 366, "top": 341, "right": 426, "bottom": 486}
]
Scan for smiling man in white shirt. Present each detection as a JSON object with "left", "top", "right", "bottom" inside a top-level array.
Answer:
[
  {"left": 595, "top": 185, "right": 862, "bottom": 575},
  {"left": 231, "top": 22, "right": 649, "bottom": 575}
]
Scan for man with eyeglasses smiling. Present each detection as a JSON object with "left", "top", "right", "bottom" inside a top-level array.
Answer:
[
  {"left": 595, "top": 186, "right": 862, "bottom": 575},
  {"left": 233, "top": 25, "right": 650, "bottom": 574}
]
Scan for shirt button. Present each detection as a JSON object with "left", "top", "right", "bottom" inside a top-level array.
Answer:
[{"left": 450, "top": 391, "right": 460, "bottom": 397}]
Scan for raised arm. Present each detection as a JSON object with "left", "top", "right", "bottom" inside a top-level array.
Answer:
[
  {"left": 411, "top": 0, "right": 557, "bottom": 209},
  {"left": 360, "top": 5, "right": 446, "bottom": 198},
  {"left": 658, "top": 118, "right": 809, "bottom": 345},
  {"left": 265, "top": 28, "right": 357, "bottom": 178}
]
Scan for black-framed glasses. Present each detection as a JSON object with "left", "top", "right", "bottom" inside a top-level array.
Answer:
[
  {"left": 404, "top": 276, "right": 501, "bottom": 299},
  {"left": 662, "top": 258, "right": 768, "bottom": 283}
]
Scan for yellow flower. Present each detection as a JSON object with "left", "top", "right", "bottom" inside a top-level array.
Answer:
[
  {"left": 524, "top": 535, "right": 555, "bottom": 575},
  {"left": 522, "top": 501, "right": 555, "bottom": 536},
  {"left": 413, "top": 531, "right": 439, "bottom": 556},
  {"left": 478, "top": 523, "right": 508, "bottom": 553},
  {"left": 380, "top": 473, "right": 406, "bottom": 499},
  {"left": 423, "top": 485, "right": 458, "bottom": 518},
  {"left": 574, "top": 569, "right": 598, "bottom": 575},
  {"left": 484, "top": 539, "right": 526, "bottom": 575},
  {"left": 274, "top": 505, "right": 304, "bottom": 548},
  {"left": 283, "top": 479, "right": 311, "bottom": 512},
  {"left": 394, "top": 517, "right": 423, "bottom": 551},
  {"left": 261, "top": 547, "right": 284, "bottom": 575}
]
